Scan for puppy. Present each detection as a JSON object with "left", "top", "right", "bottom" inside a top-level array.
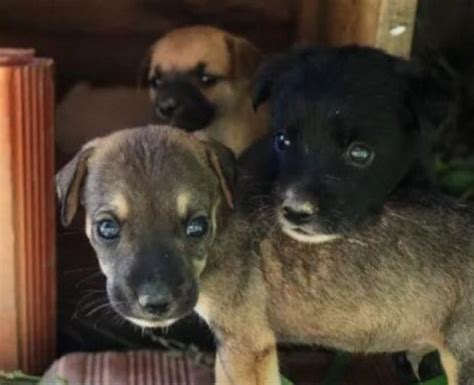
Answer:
[
  {"left": 57, "top": 126, "right": 473, "bottom": 385},
  {"left": 148, "top": 25, "right": 267, "bottom": 155},
  {"left": 252, "top": 45, "right": 453, "bottom": 243}
]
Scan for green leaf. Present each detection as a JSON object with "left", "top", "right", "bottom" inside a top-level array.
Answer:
[
  {"left": 417, "top": 374, "right": 448, "bottom": 385},
  {"left": 280, "top": 373, "right": 294, "bottom": 385},
  {"left": 439, "top": 169, "right": 474, "bottom": 195}
]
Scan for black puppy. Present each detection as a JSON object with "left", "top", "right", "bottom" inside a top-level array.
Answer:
[{"left": 251, "top": 45, "right": 452, "bottom": 243}]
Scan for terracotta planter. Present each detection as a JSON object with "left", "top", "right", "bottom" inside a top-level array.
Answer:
[{"left": 0, "top": 48, "right": 56, "bottom": 374}]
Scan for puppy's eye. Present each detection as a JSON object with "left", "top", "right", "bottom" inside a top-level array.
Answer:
[
  {"left": 186, "top": 216, "right": 209, "bottom": 238},
  {"left": 199, "top": 73, "right": 218, "bottom": 87},
  {"left": 346, "top": 143, "right": 374, "bottom": 166},
  {"left": 150, "top": 74, "right": 163, "bottom": 88},
  {"left": 274, "top": 132, "right": 292, "bottom": 152},
  {"left": 97, "top": 219, "right": 121, "bottom": 240}
]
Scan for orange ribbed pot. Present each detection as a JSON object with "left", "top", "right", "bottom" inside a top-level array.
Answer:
[{"left": 0, "top": 48, "right": 56, "bottom": 374}]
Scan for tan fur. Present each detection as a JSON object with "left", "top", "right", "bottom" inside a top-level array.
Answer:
[
  {"left": 439, "top": 345, "right": 460, "bottom": 385},
  {"left": 151, "top": 26, "right": 231, "bottom": 77},
  {"left": 176, "top": 191, "right": 191, "bottom": 218},
  {"left": 85, "top": 214, "right": 92, "bottom": 239},
  {"left": 149, "top": 26, "right": 268, "bottom": 155},
  {"left": 215, "top": 340, "right": 279, "bottom": 385},
  {"left": 57, "top": 127, "right": 474, "bottom": 385},
  {"left": 111, "top": 193, "right": 129, "bottom": 221}
]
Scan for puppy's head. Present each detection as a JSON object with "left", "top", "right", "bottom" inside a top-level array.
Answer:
[
  {"left": 253, "top": 46, "right": 452, "bottom": 242},
  {"left": 56, "top": 126, "right": 235, "bottom": 328},
  {"left": 148, "top": 25, "right": 262, "bottom": 131}
]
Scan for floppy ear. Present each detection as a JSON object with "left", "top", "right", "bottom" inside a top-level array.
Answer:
[
  {"left": 202, "top": 139, "right": 236, "bottom": 209},
  {"left": 252, "top": 52, "right": 293, "bottom": 111},
  {"left": 55, "top": 141, "right": 97, "bottom": 226},
  {"left": 397, "top": 59, "right": 455, "bottom": 133},
  {"left": 252, "top": 60, "right": 274, "bottom": 112},
  {"left": 225, "top": 35, "right": 263, "bottom": 80}
]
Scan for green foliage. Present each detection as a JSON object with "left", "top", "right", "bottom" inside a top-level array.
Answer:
[
  {"left": 436, "top": 156, "right": 474, "bottom": 199},
  {"left": 0, "top": 371, "right": 68, "bottom": 385},
  {"left": 280, "top": 374, "right": 294, "bottom": 385},
  {"left": 418, "top": 374, "right": 448, "bottom": 385},
  {"left": 0, "top": 371, "right": 40, "bottom": 385}
]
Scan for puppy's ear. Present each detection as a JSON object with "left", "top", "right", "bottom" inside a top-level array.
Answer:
[
  {"left": 203, "top": 139, "right": 236, "bottom": 209},
  {"left": 55, "top": 140, "right": 97, "bottom": 226},
  {"left": 252, "top": 53, "right": 292, "bottom": 111},
  {"left": 397, "top": 59, "right": 455, "bottom": 133},
  {"left": 225, "top": 35, "right": 263, "bottom": 80}
]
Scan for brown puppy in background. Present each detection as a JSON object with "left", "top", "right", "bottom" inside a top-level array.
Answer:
[
  {"left": 147, "top": 25, "right": 268, "bottom": 155},
  {"left": 57, "top": 126, "right": 474, "bottom": 385}
]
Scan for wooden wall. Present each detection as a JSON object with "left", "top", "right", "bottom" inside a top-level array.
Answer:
[
  {"left": 297, "top": 0, "right": 417, "bottom": 58},
  {"left": 0, "top": 0, "right": 418, "bottom": 99},
  {"left": 0, "top": 0, "right": 295, "bottom": 98}
]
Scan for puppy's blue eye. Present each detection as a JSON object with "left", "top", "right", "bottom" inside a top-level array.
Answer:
[
  {"left": 97, "top": 219, "right": 120, "bottom": 240},
  {"left": 274, "top": 132, "right": 292, "bottom": 152},
  {"left": 186, "top": 216, "right": 209, "bottom": 238},
  {"left": 347, "top": 143, "right": 374, "bottom": 166}
]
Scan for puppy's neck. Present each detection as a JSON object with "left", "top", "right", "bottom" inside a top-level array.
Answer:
[
  {"left": 196, "top": 211, "right": 261, "bottom": 325},
  {"left": 207, "top": 212, "right": 254, "bottom": 267},
  {"left": 206, "top": 100, "right": 268, "bottom": 156}
]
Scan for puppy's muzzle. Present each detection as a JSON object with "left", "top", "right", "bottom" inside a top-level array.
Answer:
[
  {"left": 156, "top": 97, "right": 178, "bottom": 119},
  {"left": 278, "top": 190, "right": 340, "bottom": 243},
  {"left": 152, "top": 78, "right": 216, "bottom": 131},
  {"left": 136, "top": 282, "right": 174, "bottom": 316},
  {"left": 279, "top": 200, "right": 340, "bottom": 243},
  {"left": 281, "top": 200, "right": 316, "bottom": 226}
]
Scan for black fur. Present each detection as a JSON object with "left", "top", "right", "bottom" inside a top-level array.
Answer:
[
  {"left": 251, "top": 45, "right": 453, "bottom": 235},
  {"left": 150, "top": 68, "right": 216, "bottom": 132}
]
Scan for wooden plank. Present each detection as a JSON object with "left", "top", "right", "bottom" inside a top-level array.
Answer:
[
  {"left": 374, "top": 0, "right": 419, "bottom": 58},
  {"left": 295, "top": 0, "right": 381, "bottom": 46},
  {"left": 295, "top": 0, "right": 322, "bottom": 43},
  {"left": 0, "top": 0, "right": 293, "bottom": 35},
  {"left": 296, "top": 0, "right": 418, "bottom": 58},
  {"left": 0, "top": 49, "right": 56, "bottom": 374}
]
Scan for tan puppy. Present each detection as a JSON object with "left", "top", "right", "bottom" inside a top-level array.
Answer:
[
  {"left": 148, "top": 25, "right": 267, "bottom": 155},
  {"left": 57, "top": 126, "right": 474, "bottom": 385}
]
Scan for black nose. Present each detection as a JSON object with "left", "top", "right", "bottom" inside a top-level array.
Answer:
[
  {"left": 282, "top": 203, "right": 315, "bottom": 225},
  {"left": 137, "top": 283, "right": 173, "bottom": 315},
  {"left": 157, "top": 97, "right": 178, "bottom": 118}
]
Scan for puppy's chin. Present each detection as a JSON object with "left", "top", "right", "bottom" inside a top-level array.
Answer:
[
  {"left": 125, "top": 316, "right": 178, "bottom": 329},
  {"left": 278, "top": 214, "right": 341, "bottom": 244}
]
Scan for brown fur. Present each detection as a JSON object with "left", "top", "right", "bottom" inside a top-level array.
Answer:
[
  {"left": 149, "top": 26, "right": 267, "bottom": 155},
  {"left": 57, "top": 126, "right": 474, "bottom": 385}
]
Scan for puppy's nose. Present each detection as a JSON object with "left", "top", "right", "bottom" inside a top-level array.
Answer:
[
  {"left": 282, "top": 202, "right": 315, "bottom": 225},
  {"left": 137, "top": 283, "right": 173, "bottom": 315},
  {"left": 157, "top": 97, "right": 178, "bottom": 118}
]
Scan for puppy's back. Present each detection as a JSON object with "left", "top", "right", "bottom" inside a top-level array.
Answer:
[{"left": 256, "top": 191, "right": 473, "bottom": 349}]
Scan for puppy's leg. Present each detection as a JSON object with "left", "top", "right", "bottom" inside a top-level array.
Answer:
[
  {"left": 443, "top": 316, "right": 474, "bottom": 385},
  {"left": 438, "top": 347, "right": 459, "bottom": 385},
  {"left": 215, "top": 332, "right": 279, "bottom": 385}
]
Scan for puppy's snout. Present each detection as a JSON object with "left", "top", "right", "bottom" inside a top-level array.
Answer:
[
  {"left": 282, "top": 201, "right": 316, "bottom": 226},
  {"left": 137, "top": 283, "right": 173, "bottom": 315},
  {"left": 157, "top": 97, "right": 178, "bottom": 118}
]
